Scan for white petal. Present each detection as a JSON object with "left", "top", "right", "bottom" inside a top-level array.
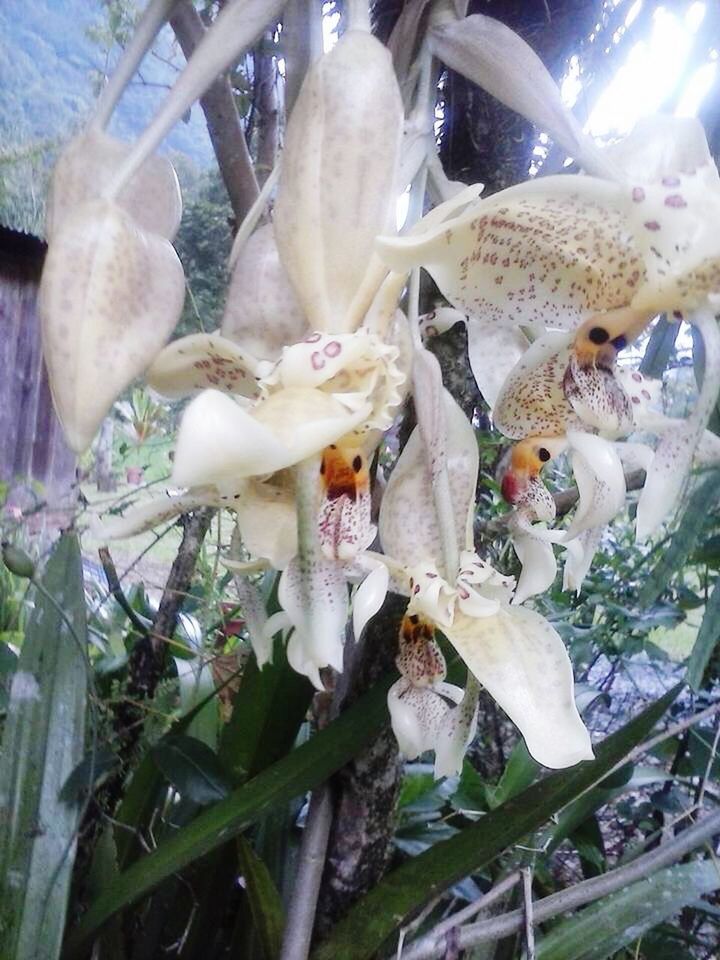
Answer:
[
  {"left": 91, "top": 489, "right": 218, "bottom": 540},
  {"left": 429, "top": 14, "right": 614, "bottom": 179},
  {"left": 47, "top": 128, "right": 182, "bottom": 241},
  {"left": 387, "top": 679, "right": 451, "bottom": 760},
  {"left": 562, "top": 527, "right": 602, "bottom": 594},
  {"left": 636, "top": 310, "right": 720, "bottom": 539},
  {"left": 565, "top": 431, "right": 626, "bottom": 540},
  {"left": 376, "top": 176, "right": 641, "bottom": 333},
  {"left": 172, "top": 388, "right": 371, "bottom": 488},
  {"left": 280, "top": 553, "right": 348, "bottom": 688},
  {"left": 446, "top": 607, "right": 593, "bottom": 769},
  {"left": 467, "top": 319, "right": 530, "bottom": 409},
  {"left": 563, "top": 353, "right": 633, "bottom": 437},
  {"left": 274, "top": 31, "right": 403, "bottom": 333},
  {"left": 511, "top": 531, "right": 557, "bottom": 605},
  {"left": 604, "top": 115, "right": 713, "bottom": 183},
  {"left": 39, "top": 199, "right": 185, "bottom": 452},
  {"left": 419, "top": 307, "right": 466, "bottom": 340},
  {"left": 222, "top": 223, "right": 307, "bottom": 359},
  {"left": 379, "top": 391, "right": 478, "bottom": 569},
  {"left": 352, "top": 563, "right": 390, "bottom": 639},
  {"left": 433, "top": 679, "right": 479, "bottom": 780},
  {"left": 493, "top": 329, "right": 575, "bottom": 439},
  {"left": 146, "top": 333, "right": 268, "bottom": 399},
  {"left": 235, "top": 479, "right": 298, "bottom": 569},
  {"left": 234, "top": 575, "right": 273, "bottom": 667}
]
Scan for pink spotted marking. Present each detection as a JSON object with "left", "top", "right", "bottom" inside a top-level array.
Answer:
[
  {"left": 304, "top": 332, "right": 322, "bottom": 343},
  {"left": 632, "top": 372, "right": 642, "bottom": 382},
  {"left": 631, "top": 187, "right": 645, "bottom": 202},
  {"left": 311, "top": 351, "right": 325, "bottom": 370},
  {"left": 644, "top": 221, "right": 661, "bottom": 231},
  {"left": 324, "top": 340, "right": 342, "bottom": 358},
  {"left": 661, "top": 176, "right": 681, "bottom": 187},
  {"left": 664, "top": 195, "right": 687, "bottom": 209}
]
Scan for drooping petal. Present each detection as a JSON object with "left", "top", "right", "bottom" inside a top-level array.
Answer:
[
  {"left": 146, "top": 333, "right": 270, "bottom": 399},
  {"left": 171, "top": 388, "right": 372, "bottom": 488},
  {"left": 387, "top": 679, "right": 453, "bottom": 761},
  {"left": 511, "top": 531, "right": 558, "bottom": 605},
  {"left": 274, "top": 30, "right": 403, "bottom": 333},
  {"left": 636, "top": 310, "right": 720, "bottom": 538},
  {"left": 562, "top": 527, "right": 602, "bottom": 594},
  {"left": 429, "top": 14, "right": 614, "bottom": 179},
  {"left": 445, "top": 606, "right": 593, "bottom": 769},
  {"left": 48, "top": 128, "right": 182, "bottom": 241},
  {"left": 38, "top": 199, "right": 185, "bottom": 452},
  {"left": 221, "top": 223, "right": 308, "bottom": 359},
  {"left": 376, "top": 176, "right": 644, "bottom": 333},
  {"left": 493, "top": 330, "right": 575, "bottom": 438},
  {"left": 467, "top": 319, "right": 530, "bottom": 409},
  {"left": 433, "top": 677, "right": 480, "bottom": 780},
  {"left": 565, "top": 430, "right": 627, "bottom": 540},
  {"left": 233, "top": 574, "right": 273, "bottom": 667},
  {"left": 352, "top": 563, "right": 390, "bottom": 639},
  {"left": 379, "top": 391, "right": 478, "bottom": 570},
  {"left": 91, "top": 487, "right": 220, "bottom": 540},
  {"left": 280, "top": 551, "right": 349, "bottom": 689}
]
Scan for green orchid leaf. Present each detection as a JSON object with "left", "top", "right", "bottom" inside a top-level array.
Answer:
[
  {"left": 64, "top": 673, "right": 393, "bottom": 956},
  {"left": 536, "top": 860, "right": 720, "bottom": 960},
  {"left": 152, "top": 735, "right": 232, "bottom": 806},
  {"left": 0, "top": 534, "right": 87, "bottom": 960},
  {"left": 236, "top": 835, "right": 284, "bottom": 960},
  {"left": 311, "top": 685, "right": 681, "bottom": 960},
  {"left": 687, "top": 574, "right": 720, "bottom": 689}
]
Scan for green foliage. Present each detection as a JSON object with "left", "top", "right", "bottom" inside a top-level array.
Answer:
[{"left": 0, "top": 534, "right": 87, "bottom": 959}]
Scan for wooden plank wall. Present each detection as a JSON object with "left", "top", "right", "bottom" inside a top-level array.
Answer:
[{"left": 0, "top": 228, "right": 76, "bottom": 500}]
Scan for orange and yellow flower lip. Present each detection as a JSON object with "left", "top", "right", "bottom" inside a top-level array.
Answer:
[
  {"left": 500, "top": 438, "right": 560, "bottom": 504},
  {"left": 320, "top": 444, "right": 369, "bottom": 501}
]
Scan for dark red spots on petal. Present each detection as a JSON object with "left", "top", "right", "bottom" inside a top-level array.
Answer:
[
  {"left": 664, "top": 195, "right": 687, "bottom": 209},
  {"left": 632, "top": 187, "right": 645, "bottom": 202},
  {"left": 644, "top": 221, "right": 661, "bottom": 231}
]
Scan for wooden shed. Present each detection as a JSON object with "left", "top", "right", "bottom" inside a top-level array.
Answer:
[{"left": 0, "top": 224, "right": 75, "bottom": 505}]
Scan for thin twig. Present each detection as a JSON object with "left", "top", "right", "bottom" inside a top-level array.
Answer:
[
  {"left": 401, "top": 872, "right": 521, "bottom": 959},
  {"left": 279, "top": 785, "right": 334, "bottom": 960},
  {"left": 403, "top": 811, "right": 720, "bottom": 960},
  {"left": 98, "top": 546, "right": 149, "bottom": 635},
  {"left": 698, "top": 716, "right": 720, "bottom": 809},
  {"left": 522, "top": 868, "right": 535, "bottom": 960}
]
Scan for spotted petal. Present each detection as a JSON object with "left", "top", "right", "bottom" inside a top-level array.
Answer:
[
  {"left": 493, "top": 329, "right": 575, "bottom": 438},
  {"left": 379, "top": 391, "right": 478, "bottom": 570},
  {"left": 278, "top": 552, "right": 348, "bottom": 689},
  {"left": 377, "top": 176, "right": 644, "bottom": 333},
  {"left": 92, "top": 487, "right": 221, "bottom": 540},
  {"left": 39, "top": 199, "right": 185, "bottom": 452},
  {"left": 222, "top": 223, "right": 307, "bottom": 359},
  {"left": 146, "top": 333, "right": 270, "bottom": 399},
  {"left": 274, "top": 30, "right": 403, "bottom": 333},
  {"left": 445, "top": 606, "right": 593, "bottom": 769},
  {"left": 172, "top": 388, "right": 372, "bottom": 489}
]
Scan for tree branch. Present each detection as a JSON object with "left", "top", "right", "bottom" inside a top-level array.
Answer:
[{"left": 170, "top": 0, "right": 260, "bottom": 224}]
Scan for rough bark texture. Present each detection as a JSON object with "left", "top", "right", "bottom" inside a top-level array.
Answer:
[
  {"left": 314, "top": 594, "right": 407, "bottom": 937},
  {"left": 94, "top": 417, "right": 116, "bottom": 492},
  {"left": 170, "top": 1, "right": 260, "bottom": 226},
  {"left": 254, "top": 32, "right": 280, "bottom": 184}
]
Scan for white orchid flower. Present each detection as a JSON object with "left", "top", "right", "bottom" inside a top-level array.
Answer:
[{"left": 359, "top": 389, "right": 593, "bottom": 773}]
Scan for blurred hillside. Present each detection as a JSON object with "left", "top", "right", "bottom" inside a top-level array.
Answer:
[{"left": 0, "top": 0, "right": 214, "bottom": 235}]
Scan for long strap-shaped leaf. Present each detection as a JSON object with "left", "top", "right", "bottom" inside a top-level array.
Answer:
[
  {"left": 63, "top": 673, "right": 393, "bottom": 956},
  {"left": 311, "top": 685, "right": 681, "bottom": 960},
  {"left": 0, "top": 534, "right": 87, "bottom": 960}
]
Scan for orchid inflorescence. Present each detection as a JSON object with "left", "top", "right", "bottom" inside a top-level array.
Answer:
[{"left": 41, "top": 1, "right": 720, "bottom": 779}]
